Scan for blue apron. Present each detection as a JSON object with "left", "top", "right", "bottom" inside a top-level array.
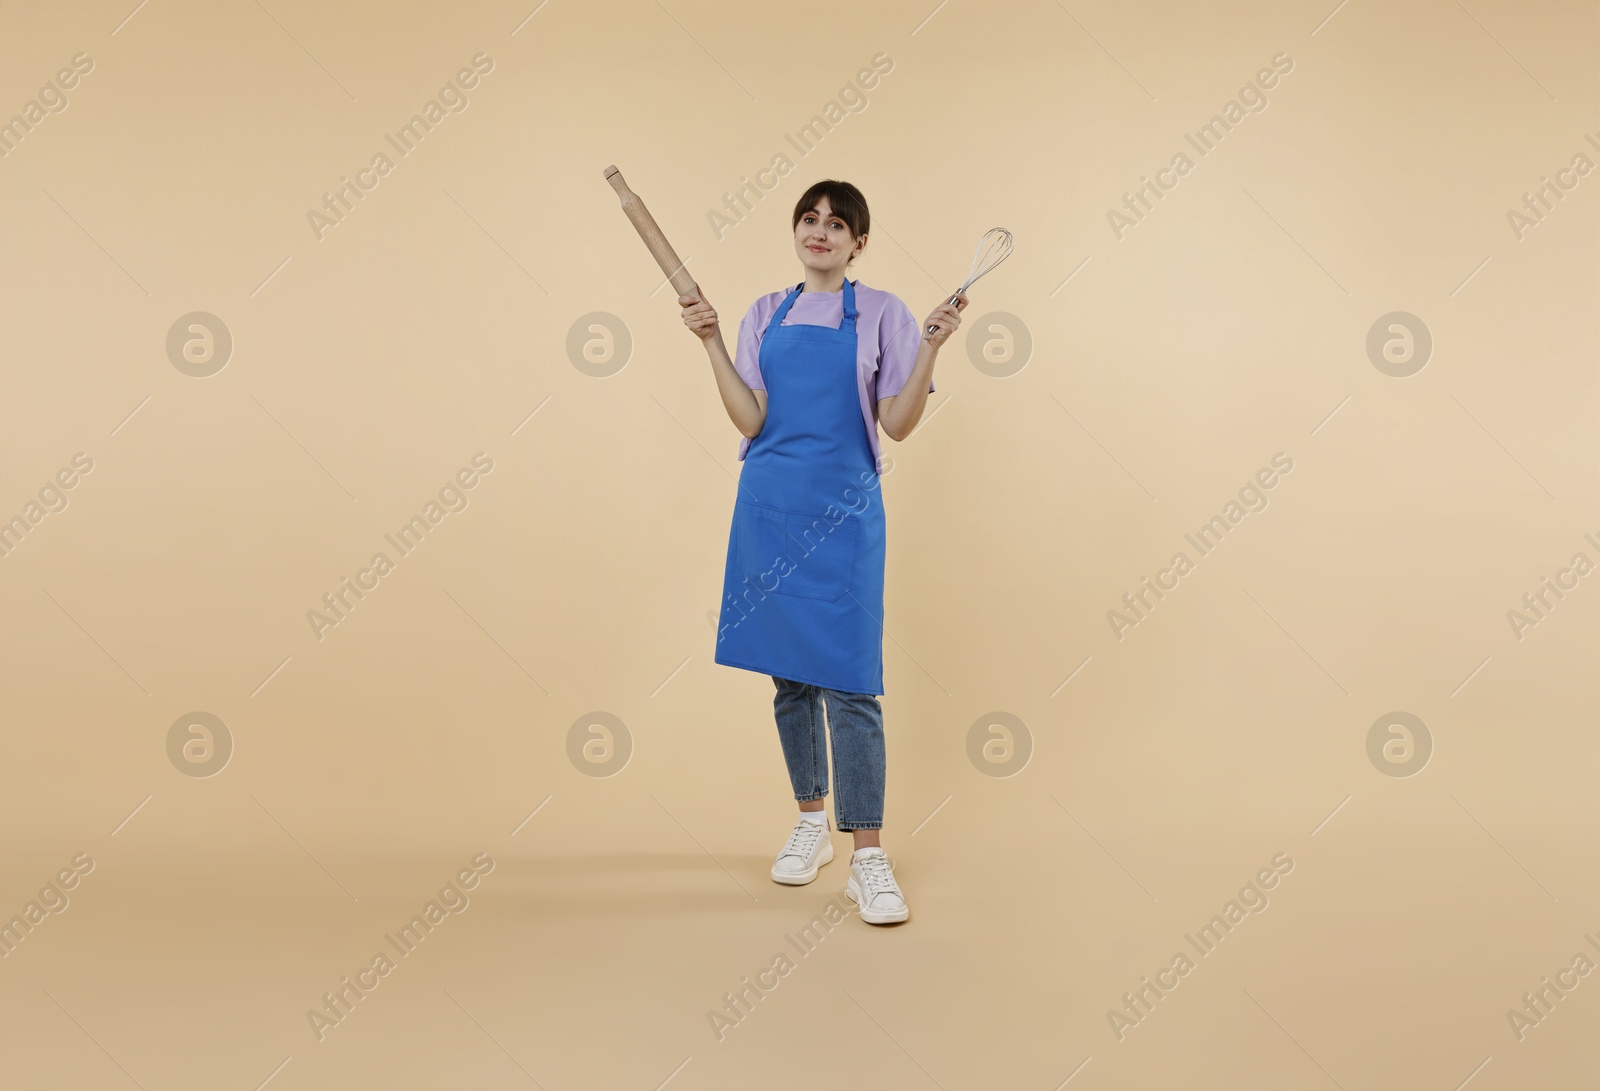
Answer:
[{"left": 715, "top": 277, "right": 887, "bottom": 695}]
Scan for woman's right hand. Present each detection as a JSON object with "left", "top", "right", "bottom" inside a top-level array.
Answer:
[{"left": 679, "top": 289, "right": 719, "bottom": 341}]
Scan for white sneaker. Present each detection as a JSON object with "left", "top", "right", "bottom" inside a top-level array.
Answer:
[
  {"left": 770, "top": 814, "right": 834, "bottom": 885},
  {"left": 844, "top": 847, "right": 909, "bottom": 923}
]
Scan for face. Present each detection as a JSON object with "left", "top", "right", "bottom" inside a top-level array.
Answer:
[{"left": 794, "top": 196, "right": 863, "bottom": 279}]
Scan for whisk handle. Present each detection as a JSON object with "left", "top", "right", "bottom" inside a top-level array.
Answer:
[{"left": 924, "top": 290, "right": 966, "bottom": 337}]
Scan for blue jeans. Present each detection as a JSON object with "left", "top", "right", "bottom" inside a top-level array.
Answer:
[{"left": 771, "top": 676, "right": 885, "bottom": 831}]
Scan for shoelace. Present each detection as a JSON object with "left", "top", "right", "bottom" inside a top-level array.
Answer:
[
  {"left": 855, "top": 853, "right": 902, "bottom": 904},
  {"left": 780, "top": 820, "right": 825, "bottom": 860}
]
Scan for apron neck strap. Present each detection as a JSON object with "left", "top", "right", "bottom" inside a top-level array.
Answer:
[{"left": 770, "top": 278, "right": 858, "bottom": 332}]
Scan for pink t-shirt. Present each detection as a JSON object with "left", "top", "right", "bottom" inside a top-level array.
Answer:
[{"left": 733, "top": 279, "right": 934, "bottom": 475}]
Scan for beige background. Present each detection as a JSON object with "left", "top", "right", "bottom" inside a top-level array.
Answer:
[{"left": 2, "top": 0, "right": 1597, "bottom": 1087}]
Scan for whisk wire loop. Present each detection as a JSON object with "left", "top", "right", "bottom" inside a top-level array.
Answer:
[{"left": 925, "top": 227, "right": 1014, "bottom": 337}]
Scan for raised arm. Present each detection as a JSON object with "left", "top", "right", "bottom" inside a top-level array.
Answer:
[
  {"left": 878, "top": 292, "right": 965, "bottom": 441},
  {"left": 680, "top": 289, "right": 766, "bottom": 440}
]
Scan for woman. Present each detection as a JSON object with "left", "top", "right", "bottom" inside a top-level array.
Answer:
[{"left": 679, "top": 179, "right": 964, "bottom": 925}]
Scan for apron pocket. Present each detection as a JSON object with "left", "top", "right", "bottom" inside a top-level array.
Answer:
[
  {"left": 731, "top": 502, "right": 790, "bottom": 595},
  {"left": 731, "top": 502, "right": 858, "bottom": 603},
  {"left": 782, "top": 510, "right": 858, "bottom": 602}
]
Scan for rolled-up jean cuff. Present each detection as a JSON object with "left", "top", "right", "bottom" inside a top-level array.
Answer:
[{"left": 836, "top": 821, "right": 882, "bottom": 832}]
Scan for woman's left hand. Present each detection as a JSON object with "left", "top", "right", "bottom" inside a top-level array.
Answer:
[{"left": 923, "top": 292, "right": 968, "bottom": 348}]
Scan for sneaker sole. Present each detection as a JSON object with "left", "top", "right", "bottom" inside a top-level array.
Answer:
[
  {"left": 844, "top": 874, "right": 910, "bottom": 923},
  {"left": 771, "top": 838, "right": 833, "bottom": 885}
]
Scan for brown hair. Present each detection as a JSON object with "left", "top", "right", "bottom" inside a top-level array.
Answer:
[{"left": 792, "top": 180, "right": 869, "bottom": 264}]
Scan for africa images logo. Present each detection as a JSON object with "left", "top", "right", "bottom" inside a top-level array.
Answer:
[
  {"left": 305, "top": 52, "right": 495, "bottom": 241},
  {"left": 306, "top": 453, "right": 494, "bottom": 641},
  {"left": 1106, "top": 52, "right": 1295, "bottom": 240}
]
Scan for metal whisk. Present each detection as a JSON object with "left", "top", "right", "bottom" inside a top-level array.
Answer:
[{"left": 926, "top": 227, "right": 1014, "bottom": 337}]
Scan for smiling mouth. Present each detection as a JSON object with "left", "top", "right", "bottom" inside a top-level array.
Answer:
[{"left": 806, "top": 245, "right": 829, "bottom": 252}]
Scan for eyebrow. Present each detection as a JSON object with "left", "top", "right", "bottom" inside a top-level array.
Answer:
[{"left": 801, "top": 208, "right": 845, "bottom": 220}]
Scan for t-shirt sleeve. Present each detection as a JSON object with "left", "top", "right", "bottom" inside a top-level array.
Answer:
[
  {"left": 875, "top": 293, "right": 935, "bottom": 399},
  {"left": 734, "top": 301, "right": 766, "bottom": 392}
]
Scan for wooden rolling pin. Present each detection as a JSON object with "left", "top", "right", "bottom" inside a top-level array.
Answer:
[{"left": 603, "top": 165, "right": 699, "bottom": 300}]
